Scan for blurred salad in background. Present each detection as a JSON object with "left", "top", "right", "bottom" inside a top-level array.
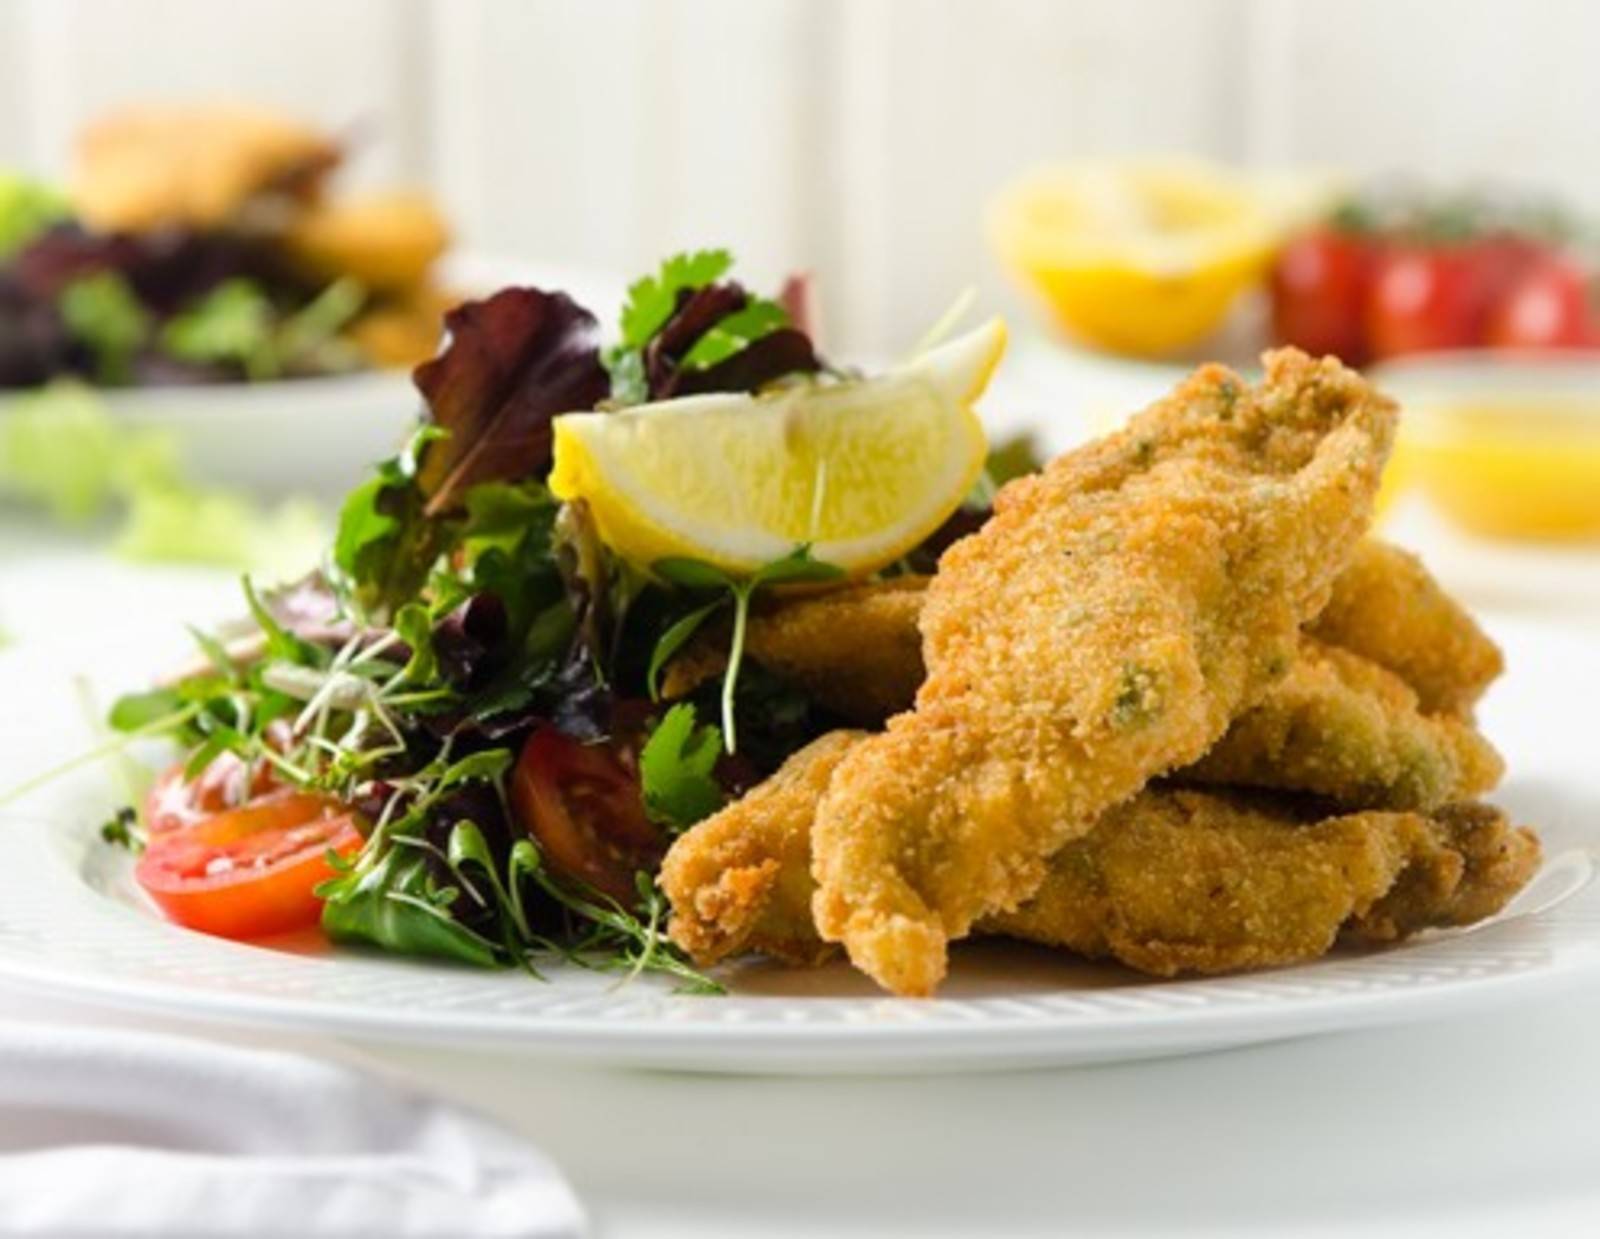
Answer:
[{"left": 0, "top": 102, "right": 455, "bottom": 391}]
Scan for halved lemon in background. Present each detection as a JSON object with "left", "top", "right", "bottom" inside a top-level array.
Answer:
[
  {"left": 549, "top": 318, "right": 1003, "bottom": 577},
  {"left": 988, "top": 160, "right": 1315, "bottom": 358}
]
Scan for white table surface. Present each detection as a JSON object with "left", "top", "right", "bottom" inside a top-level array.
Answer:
[{"left": 4, "top": 489, "right": 1600, "bottom": 1237}]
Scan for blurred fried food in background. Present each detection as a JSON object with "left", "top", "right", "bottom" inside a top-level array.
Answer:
[{"left": 72, "top": 102, "right": 338, "bottom": 233}]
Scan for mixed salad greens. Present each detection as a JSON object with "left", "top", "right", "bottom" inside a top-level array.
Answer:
[{"left": 81, "top": 251, "right": 1002, "bottom": 989}]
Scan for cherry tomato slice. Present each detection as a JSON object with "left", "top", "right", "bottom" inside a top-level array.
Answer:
[
  {"left": 510, "top": 726, "right": 664, "bottom": 905},
  {"left": 145, "top": 758, "right": 276, "bottom": 836},
  {"left": 135, "top": 791, "right": 362, "bottom": 939},
  {"left": 144, "top": 722, "right": 293, "bottom": 835},
  {"left": 1462, "top": 234, "right": 1543, "bottom": 324}
]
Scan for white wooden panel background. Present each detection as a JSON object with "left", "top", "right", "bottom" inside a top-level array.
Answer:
[{"left": 2, "top": 0, "right": 1597, "bottom": 351}]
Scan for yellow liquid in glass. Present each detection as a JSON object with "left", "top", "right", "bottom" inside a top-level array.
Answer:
[{"left": 1405, "top": 398, "right": 1600, "bottom": 540}]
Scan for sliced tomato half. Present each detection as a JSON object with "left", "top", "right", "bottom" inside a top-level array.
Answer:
[
  {"left": 144, "top": 758, "right": 275, "bottom": 836},
  {"left": 144, "top": 722, "right": 294, "bottom": 835},
  {"left": 135, "top": 790, "right": 363, "bottom": 939},
  {"left": 510, "top": 726, "right": 664, "bottom": 905}
]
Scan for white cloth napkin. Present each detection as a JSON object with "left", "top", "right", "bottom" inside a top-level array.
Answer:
[{"left": 0, "top": 1021, "right": 586, "bottom": 1238}]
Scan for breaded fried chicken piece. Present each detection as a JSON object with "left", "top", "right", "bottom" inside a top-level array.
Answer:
[
  {"left": 1346, "top": 801, "right": 1542, "bottom": 942},
  {"left": 661, "top": 579, "right": 926, "bottom": 726},
  {"left": 1185, "top": 638, "right": 1504, "bottom": 810},
  {"left": 1308, "top": 539, "right": 1503, "bottom": 717},
  {"left": 986, "top": 789, "right": 1540, "bottom": 977},
  {"left": 662, "top": 739, "right": 1537, "bottom": 975},
  {"left": 661, "top": 731, "right": 862, "bottom": 966},
  {"left": 810, "top": 350, "right": 1397, "bottom": 995},
  {"left": 282, "top": 192, "right": 449, "bottom": 294},
  {"left": 669, "top": 581, "right": 1501, "bottom": 813},
  {"left": 668, "top": 540, "right": 1493, "bottom": 731}
]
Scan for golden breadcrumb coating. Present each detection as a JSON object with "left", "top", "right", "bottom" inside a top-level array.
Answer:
[
  {"left": 987, "top": 789, "right": 1539, "bottom": 977},
  {"left": 810, "top": 350, "right": 1397, "bottom": 995},
  {"left": 662, "top": 744, "right": 1538, "bottom": 976},
  {"left": 670, "top": 576, "right": 1502, "bottom": 814},
  {"left": 669, "top": 540, "right": 1493, "bottom": 730},
  {"left": 1308, "top": 539, "right": 1503, "bottom": 717},
  {"left": 1345, "top": 800, "right": 1542, "bottom": 942},
  {"left": 1185, "top": 637, "right": 1504, "bottom": 810},
  {"left": 661, "top": 731, "right": 862, "bottom": 967},
  {"left": 282, "top": 191, "right": 449, "bottom": 293}
]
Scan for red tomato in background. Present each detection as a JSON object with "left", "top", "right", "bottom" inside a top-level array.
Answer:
[
  {"left": 1365, "top": 245, "right": 1486, "bottom": 358},
  {"left": 510, "top": 726, "right": 664, "bottom": 905},
  {"left": 1462, "top": 233, "right": 1543, "bottom": 319},
  {"left": 1273, "top": 199, "right": 1590, "bottom": 361},
  {"left": 1485, "top": 257, "right": 1596, "bottom": 349},
  {"left": 1269, "top": 228, "right": 1373, "bottom": 364},
  {"left": 135, "top": 790, "right": 362, "bottom": 939}
]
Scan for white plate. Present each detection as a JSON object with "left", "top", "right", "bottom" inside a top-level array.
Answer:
[
  {"left": 0, "top": 255, "right": 626, "bottom": 501},
  {"left": 0, "top": 616, "right": 1597, "bottom": 1075}
]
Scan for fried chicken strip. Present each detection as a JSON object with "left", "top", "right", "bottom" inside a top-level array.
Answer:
[
  {"left": 1308, "top": 539, "right": 1503, "bottom": 717},
  {"left": 665, "top": 549, "right": 1501, "bottom": 815},
  {"left": 1184, "top": 637, "right": 1504, "bottom": 810},
  {"left": 810, "top": 350, "right": 1397, "bottom": 995},
  {"left": 987, "top": 789, "right": 1540, "bottom": 976},
  {"left": 663, "top": 737, "right": 1536, "bottom": 974},
  {"left": 1344, "top": 800, "right": 1543, "bottom": 942},
  {"left": 662, "top": 668, "right": 1508, "bottom": 965},
  {"left": 74, "top": 104, "right": 338, "bottom": 232},
  {"left": 661, "top": 731, "right": 863, "bottom": 967},
  {"left": 663, "top": 537, "right": 1500, "bottom": 731},
  {"left": 671, "top": 615, "right": 1500, "bottom": 815},
  {"left": 660, "top": 578, "right": 925, "bottom": 726}
]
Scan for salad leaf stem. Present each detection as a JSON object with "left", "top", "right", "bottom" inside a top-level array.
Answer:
[
  {"left": 722, "top": 582, "right": 754, "bottom": 752},
  {"left": 905, "top": 285, "right": 976, "bottom": 361},
  {"left": 650, "top": 545, "right": 841, "bottom": 753},
  {"left": 645, "top": 599, "right": 725, "bottom": 700}
]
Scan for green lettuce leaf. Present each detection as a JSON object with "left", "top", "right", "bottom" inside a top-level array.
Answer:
[{"left": 639, "top": 702, "right": 724, "bottom": 831}]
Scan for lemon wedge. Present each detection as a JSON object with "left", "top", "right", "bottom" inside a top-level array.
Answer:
[
  {"left": 988, "top": 160, "right": 1310, "bottom": 357},
  {"left": 548, "top": 318, "right": 1003, "bottom": 577}
]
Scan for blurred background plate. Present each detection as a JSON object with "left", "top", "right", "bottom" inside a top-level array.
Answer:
[{"left": 55, "top": 367, "right": 415, "bottom": 500}]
